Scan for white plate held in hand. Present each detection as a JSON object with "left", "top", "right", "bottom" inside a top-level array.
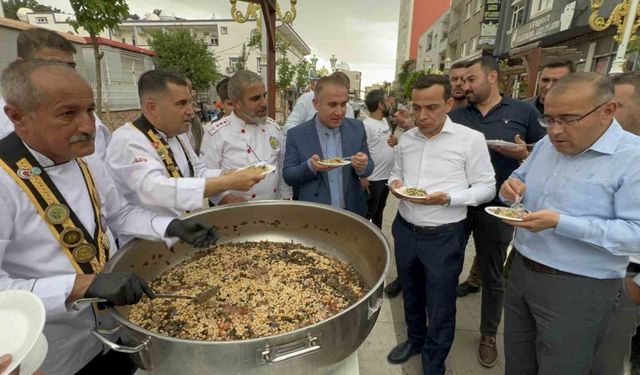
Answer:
[
  {"left": 0, "top": 290, "right": 46, "bottom": 375},
  {"left": 395, "top": 186, "right": 429, "bottom": 199},
  {"left": 238, "top": 163, "right": 277, "bottom": 176},
  {"left": 318, "top": 158, "right": 351, "bottom": 167},
  {"left": 484, "top": 206, "right": 525, "bottom": 221},
  {"left": 486, "top": 139, "right": 519, "bottom": 148}
]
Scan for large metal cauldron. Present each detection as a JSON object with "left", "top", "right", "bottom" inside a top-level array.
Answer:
[{"left": 93, "top": 201, "right": 390, "bottom": 374}]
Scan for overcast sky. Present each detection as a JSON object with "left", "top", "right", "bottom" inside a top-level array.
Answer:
[{"left": 41, "top": 0, "right": 400, "bottom": 89}]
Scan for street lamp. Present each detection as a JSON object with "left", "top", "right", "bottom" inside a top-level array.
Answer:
[
  {"left": 330, "top": 54, "right": 337, "bottom": 71},
  {"left": 310, "top": 54, "right": 318, "bottom": 71},
  {"left": 589, "top": 0, "right": 640, "bottom": 74}
]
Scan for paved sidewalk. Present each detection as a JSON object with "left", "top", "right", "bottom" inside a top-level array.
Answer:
[{"left": 356, "top": 193, "right": 505, "bottom": 375}]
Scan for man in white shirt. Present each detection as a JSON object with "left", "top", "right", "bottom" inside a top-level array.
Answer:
[
  {"left": 0, "top": 28, "right": 111, "bottom": 160},
  {"left": 199, "top": 70, "right": 291, "bottom": 204},
  {"left": 385, "top": 75, "right": 495, "bottom": 374},
  {"left": 0, "top": 60, "right": 217, "bottom": 375},
  {"left": 283, "top": 71, "right": 355, "bottom": 134},
  {"left": 106, "top": 70, "right": 263, "bottom": 232},
  {"left": 361, "top": 89, "right": 397, "bottom": 227}
]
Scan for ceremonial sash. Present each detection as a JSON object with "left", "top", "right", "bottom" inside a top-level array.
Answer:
[
  {"left": 132, "top": 116, "right": 194, "bottom": 177},
  {"left": 0, "top": 133, "right": 109, "bottom": 274}
]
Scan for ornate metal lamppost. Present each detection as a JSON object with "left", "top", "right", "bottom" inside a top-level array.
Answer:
[{"left": 589, "top": 0, "right": 640, "bottom": 73}]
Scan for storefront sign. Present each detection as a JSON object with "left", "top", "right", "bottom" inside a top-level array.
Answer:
[
  {"left": 479, "top": 0, "right": 501, "bottom": 46},
  {"left": 511, "top": 1, "right": 576, "bottom": 47}
]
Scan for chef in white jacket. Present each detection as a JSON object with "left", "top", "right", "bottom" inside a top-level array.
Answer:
[
  {"left": 199, "top": 70, "right": 292, "bottom": 205},
  {"left": 0, "top": 60, "right": 218, "bottom": 375},
  {"left": 106, "top": 70, "right": 264, "bottom": 239}
]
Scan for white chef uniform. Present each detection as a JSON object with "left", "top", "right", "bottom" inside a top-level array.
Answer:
[
  {"left": 0, "top": 97, "right": 112, "bottom": 160},
  {"left": 0, "top": 143, "right": 174, "bottom": 375},
  {"left": 199, "top": 112, "right": 292, "bottom": 204},
  {"left": 106, "top": 120, "right": 221, "bottom": 245}
]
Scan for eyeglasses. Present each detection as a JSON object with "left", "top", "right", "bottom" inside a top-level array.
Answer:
[{"left": 538, "top": 101, "right": 608, "bottom": 128}]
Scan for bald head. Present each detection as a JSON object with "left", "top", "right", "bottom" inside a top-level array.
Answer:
[{"left": 547, "top": 72, "right": 614, "bottom": 107}]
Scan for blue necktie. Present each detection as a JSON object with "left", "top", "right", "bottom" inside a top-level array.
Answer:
[{"left": 325, "top": 131, "right": 342, "bottom": 208}]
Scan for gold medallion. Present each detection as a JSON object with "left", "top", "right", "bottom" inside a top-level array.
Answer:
[
  {"left": 45, "top": 203, "right": 70, "bottom": 225},
  {"left": 60, "top": 227, "right": 83, "bottom": 247},
  {"left": 73, "top": 243, "right": 97, "bottom": 263}
]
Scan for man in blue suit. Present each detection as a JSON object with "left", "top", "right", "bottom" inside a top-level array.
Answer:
[{"left": 283, "top": 75, "right": 374, "bottom": 216}]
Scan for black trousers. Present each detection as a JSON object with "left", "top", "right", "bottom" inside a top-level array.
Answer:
[
  {"left": 465, "top": 204, "right": 514, "bottom": 337},
  {"left": 76, "top": 349, "right": 136, "bottom": 375},
  {"left": 393, "top": 214, "right": 466, "bottom": 375},
  {"left": 366, "top": 179, "right": 390, "bottom": 229}
]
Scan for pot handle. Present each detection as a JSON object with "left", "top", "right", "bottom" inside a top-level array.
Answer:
[
  {"left": 72, "top": 297, "right": 108, "bottom": 311},
  {"left": 261, "top": 335, "right": 321, "bottom": 364},
  {"left": 367, "top": 288, "right": 384, "bottom": 320},
  {"left": 92, "top": 327, "right": 150, "bottom": 354}
]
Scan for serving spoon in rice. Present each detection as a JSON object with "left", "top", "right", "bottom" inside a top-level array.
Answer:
[{"left": 72, "top": 285, "right": 220, "bottom": 310}]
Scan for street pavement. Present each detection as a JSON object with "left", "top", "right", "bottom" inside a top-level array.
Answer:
[{"left": 356, "top": 175, "right": 505, "bottom": 375}]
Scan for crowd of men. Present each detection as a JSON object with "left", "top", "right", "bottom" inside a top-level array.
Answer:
[{"left": 1, "top": 27, "right": 640, "bottom": 375}]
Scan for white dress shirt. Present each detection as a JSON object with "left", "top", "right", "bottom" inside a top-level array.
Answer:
[
  {"left": 0, "top": 97, "right": 112, "bottom": 160},
  {"left": 363, "top": 116, "right": 395, "bottom": 181},
  {"left": 389, "top": 116, "right": 495, "bottom": 226},
  {"left": 0, "top": 145, "right": 173, "bottom": 375},
  {"left": 283, "top": 91, "right": 355, "bottom": 134},
  {"left": 200, "top": 112, "right": 292, "bottom": 204},
  {"left": 106, "top": 122, "right": 220, "bottom": 217}
]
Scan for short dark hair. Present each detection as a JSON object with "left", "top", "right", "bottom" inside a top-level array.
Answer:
[
  {"left": 216, "top": 77, "right": 230, "bottom": 101},
  {"left": 365, "top": 89, "right": 386, "bottom": 113},
  {"left": 138, "top": 70, "right": 188, "bottom": 100},
  {"left": 330, "top": 71, "right": 350, "bottom": 87},
  {"left": 17, "top": 28, "right": 76, "bottom": 59},
  {"left": 451, "top": 61, "right": 467, "bottom": 70},
  {"left": 314, "top": 75, "right": 348, "bottom": 100},
  {"left": 612, "top": 72, "right": 640, "bottom": 99},
  {"left": 412, "top": 74, "right": 451, "bottom": 101},
  {"left": 542, "top": 59, "right": 575, "bottom": 73},
  {"left": 465, "top": 56, "right": 501, "bottom": 77}
]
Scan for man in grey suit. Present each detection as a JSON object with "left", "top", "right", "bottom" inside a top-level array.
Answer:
[{"left": 283, "top": 75, "right": 373, "bottom": 216}]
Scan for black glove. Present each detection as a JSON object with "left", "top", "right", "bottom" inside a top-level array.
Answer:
[
  {"left": 165, "top": 218, "right": 219, "bottom": 248},
  {"left": 85, "top": 272, "right": 155, "bottom": 306}
]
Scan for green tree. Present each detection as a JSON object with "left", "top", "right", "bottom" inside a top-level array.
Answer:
[
  {"left": 403, "top": 67, "right": 442, "bottom": 98},
  {"left": 397, "top": 59, "right": 415, "bottom": 98},
  {"left": 68, "top": 0, "right": 129, "bottom": 116},
  {"left": 294, "top": 59, "right": 310, "bottom": 91},
  {"left": 2, "top": 0, "right": 60, "bottom": 20},
  {"left": 148, "top": 29, "right": 218, "bottom": 90}
]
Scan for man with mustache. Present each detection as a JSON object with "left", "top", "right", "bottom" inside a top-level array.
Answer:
[
  {"left": 448, "top": 56, "right": 546, "bottom": 368},
  {"left": 199, "top": 70, "right": 291, "bottom": 204},
  {"left": 283, "top": 75, "right": 373, "bottom": 216},
  {"left": 0, "top": 28, "right": 111, "bottom": 160},
  {"left": 0, "top": 60, "right": 218, "bottom": 375},
  {"left": 500, "top": 72, "right": 640, "bottom": 375},
  {"left": 106, "top": 70, "right": 263, "bottom": 238},
  {"left": 449, "top": 61, "right": 468, "bottom": 110}
]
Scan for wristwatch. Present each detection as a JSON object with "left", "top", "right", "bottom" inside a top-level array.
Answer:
[{"left": 442, "top": 193, "right": 451, "bottom": 207}]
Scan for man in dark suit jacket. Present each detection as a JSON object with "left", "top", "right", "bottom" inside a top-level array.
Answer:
[{"left": 283, "top": 75, "right": 374, "bottom": 217}]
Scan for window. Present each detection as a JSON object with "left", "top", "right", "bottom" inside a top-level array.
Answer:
[
  {"left": 221, "top": 26, "right": 228, "bottom": 34},
  {"left": 511, "top": 3, "right": 525, "bottom": 30},
  {"left": 461, "top": 41, "right": 468, "bottom": 57},
  {"left": 531, "top": 0, "right": 553, "bottom": 16},
  {"left": 465, "top": 1, "right": 473, "bottom": 20},
  {"left": 211, "top": 37, "right": 219, "bottom": 46},
  {"left": 35, "top": 17, "right": 48, "bottom": 24},
  {"left": 475, "top": 0, "right": 484, "bottom": 12},
  {"left": 256, "top": 57, "right": 262, "bottom": 73},
  {"left": 131, "top": 35, "right": 136, "bottom": 46},
  {"left": 470, "top": 37, "right": 478, "bottom": 52},
  {"left": 229, "top": 57, "right": 241, "bottom": 72}
]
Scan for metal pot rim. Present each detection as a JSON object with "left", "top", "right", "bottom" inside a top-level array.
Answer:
[{"left": 105, "top": 201, "right": 391, "bottom": 345}]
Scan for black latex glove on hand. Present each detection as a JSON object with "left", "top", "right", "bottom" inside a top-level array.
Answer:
[
  {"left": 85, "top": 272, "right": 155, "bottom": 306},
  {"left": 165, "top": 218, "right": 219, "bottom": 248}
]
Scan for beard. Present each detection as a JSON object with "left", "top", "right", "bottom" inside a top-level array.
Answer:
[{"left": 242, "top": 109, "right": 267, "bottom": 125}]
